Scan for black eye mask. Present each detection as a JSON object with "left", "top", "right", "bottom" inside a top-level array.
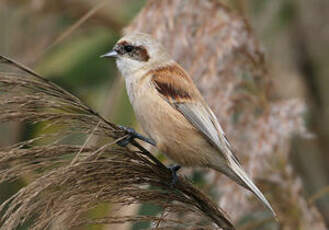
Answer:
[
  {"left": 115, "top": 41, "right": 150, "bottom": 62},
  {"left": 124, "top": 45, "right": 134, "bottom": 53}
]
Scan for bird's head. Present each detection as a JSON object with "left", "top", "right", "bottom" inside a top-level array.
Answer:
[{"left": 101, "top": 33, "right": 171, "bottom": 77}]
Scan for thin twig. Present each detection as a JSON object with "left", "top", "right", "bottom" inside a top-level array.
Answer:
[
  {"left": 43, "top": 0, "right": 109, "bottom": 53},
  {"left": 71, "top": 120, "right": 102, "bottom": 165}
]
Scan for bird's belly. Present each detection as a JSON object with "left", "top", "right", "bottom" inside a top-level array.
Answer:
[{"left": 132, "top": 90, "right": 215, "bottom": 166}]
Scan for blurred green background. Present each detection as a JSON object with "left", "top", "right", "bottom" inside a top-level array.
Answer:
[{"left": 0, "top": 1, "right": 144, "bottom": 229}]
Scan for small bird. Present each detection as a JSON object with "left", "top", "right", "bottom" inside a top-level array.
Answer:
[{"left": 101, "top": 32, "right": 276, "bottom": 217}]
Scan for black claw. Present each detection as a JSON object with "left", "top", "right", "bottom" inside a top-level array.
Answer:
[
  {"left": 169, "top": 165, "right": 181, "bottom": 187},
  {"left": 117, "top": 125, "right": 156, "bottom": 147}
]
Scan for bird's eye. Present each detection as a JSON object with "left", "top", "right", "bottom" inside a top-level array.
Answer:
[{"left": 124, "top": 45, "right": 134, "bottom": 52}]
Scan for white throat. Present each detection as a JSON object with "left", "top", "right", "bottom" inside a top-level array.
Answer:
[
  {"left": 116, "top": 57, "right": 148, "bottom": 79},
  {"left": 116, "top": 58, "right": 149, "bottom": 105}
]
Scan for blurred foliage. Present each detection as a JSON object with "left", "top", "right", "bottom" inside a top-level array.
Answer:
[{"left": 0, "top": 1, "right": 143, "bottom": 230}]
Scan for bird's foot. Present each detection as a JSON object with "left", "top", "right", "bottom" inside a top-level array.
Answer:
[
  {"left": 117, "top": 125, "right": 156, "bottom": 147},
  {"left": 169, "top": 165, "right": 181, "bottom": 188}
]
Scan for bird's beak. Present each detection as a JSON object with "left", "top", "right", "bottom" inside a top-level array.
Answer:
[{"left": 100, "top": 50, "right": 118, "bottom": 58}]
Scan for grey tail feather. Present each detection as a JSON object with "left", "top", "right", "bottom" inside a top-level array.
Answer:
[{"left": 216, "top": 159, "right": 278, "bottom": 220}]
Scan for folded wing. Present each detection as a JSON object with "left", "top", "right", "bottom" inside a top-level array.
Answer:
[{"left": 150, "top": 63, "right": 276, "bottom": 218}]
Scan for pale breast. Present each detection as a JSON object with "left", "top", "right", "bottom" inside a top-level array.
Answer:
[{"left": 126, "top": 78, "right": 214, "bottom": 166}]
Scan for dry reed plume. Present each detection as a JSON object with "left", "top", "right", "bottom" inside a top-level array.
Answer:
[{"left": 0, "top": 56, "right": 234, "bottom": 230}]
